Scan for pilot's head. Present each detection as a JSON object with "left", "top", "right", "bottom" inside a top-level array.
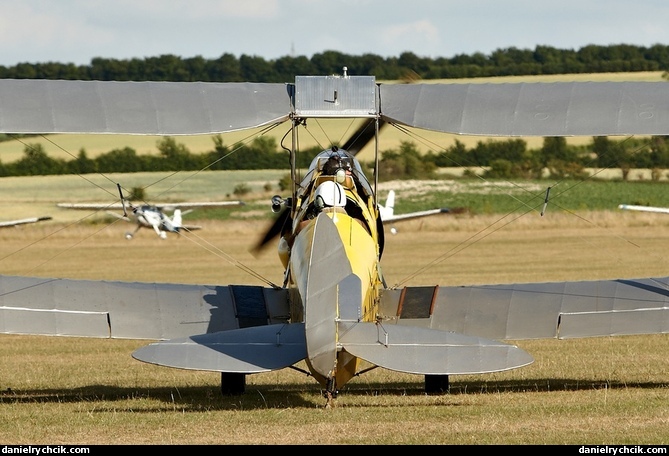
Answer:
[{"left": 322, "top": 149, "right": 353, "bottom": 181}]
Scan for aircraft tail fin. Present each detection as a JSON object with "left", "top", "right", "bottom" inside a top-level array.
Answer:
[
  {"left": 338, "top": 321, "right": 533, "bottom": 375},
  {"left": 171, "top": 208, "right": 183, "bottom": 228},
  {"left": 132, "top": 323, "right": 307, "bottom": 373},
  {"left": 379, "top": 190, "right": 395, "bottom": 220}
]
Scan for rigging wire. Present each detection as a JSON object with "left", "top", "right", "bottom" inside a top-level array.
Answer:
[
  {"left": 383, "top": 124, "right": 668, "bottom": 290},
  {"left": 2, "top": 125, "right": 287, "bottom": 286}
]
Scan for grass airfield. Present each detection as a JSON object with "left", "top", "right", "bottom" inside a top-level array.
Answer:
[{"left": 0, "top": 210, "right": 668, "bottom": 444}]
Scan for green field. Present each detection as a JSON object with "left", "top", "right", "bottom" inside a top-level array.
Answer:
[
  {"left": 0, "top": 212, "right": 668, "bottom": 444},
  {"left": 2, "top": 169, "right": 667, "bottom": 226},
  {"left": 0, "top": 172, "right": 668, "bottom": 445}
]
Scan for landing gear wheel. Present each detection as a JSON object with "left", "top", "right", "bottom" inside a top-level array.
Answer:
[
  {"left": 425, "top": 374, "right": 449, "bottom": 394},
  {"left": 323, "top": 377, "right": 338, "bottom": 408},
  {"left": 220, "top": 372, "right": 246, "bottom": 396}
]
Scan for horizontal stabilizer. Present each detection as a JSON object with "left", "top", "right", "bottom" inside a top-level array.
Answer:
[
  {"left": 132, "top": 323, "right": 306, "bottom": 373},
  {"left": 338, "top": 321, "right": 533, "bottom": 375},
  {"left": 181, "top": 225, "right": 202, "bottom": 231}
]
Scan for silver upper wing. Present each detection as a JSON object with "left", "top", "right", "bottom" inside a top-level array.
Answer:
[
  {"left": 0, "top": 79, "right": 290, "bottom": 135},
  {"left": 3, "top": 79, "right": 669, "bottom": 137},
  {"left": 379, "top": 82, "right": 669, "bottom": 137}
]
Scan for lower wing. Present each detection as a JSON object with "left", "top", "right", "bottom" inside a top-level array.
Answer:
[
  {"left": 379, "top": 278, "right": 669, "bottom": 340},
  {"left": 0, "top": 275, "right": 289, "bottom": 339}
]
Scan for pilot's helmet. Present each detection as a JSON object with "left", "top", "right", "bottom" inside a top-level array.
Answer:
[{"left": 313, "top": 181, "right": 346, "bottom": 208}]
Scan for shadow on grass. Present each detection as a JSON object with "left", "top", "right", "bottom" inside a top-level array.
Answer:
[
  {"left": 1, "top": 377, "right": 667, "bottom": 410},
  {"left": 353, "top": 377, "right": 669, "bottom": 396}
]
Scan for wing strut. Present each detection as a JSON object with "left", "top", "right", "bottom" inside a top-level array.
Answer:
[
  {"left": 541, "top": 186, "right": 551, "bottom": 217},
  {"left": 117, "top": 183, "right": 128, "bottom": 218}
]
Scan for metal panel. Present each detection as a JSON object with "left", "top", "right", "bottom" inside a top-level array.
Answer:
[
  {"left": 294, "top": 75, "right": 377, "bottom": 118},
  {"left": 398, "top": 286, "right": 437, "bottom": 319},
  {"left": 559, "top": 308, "right": 669, "bottom": 338},
  {"left": 231, "top": 285, "right": 269, "bottom": 328},
  {"left": 0, "top": 307, "right": 110, "bottom": 337}
]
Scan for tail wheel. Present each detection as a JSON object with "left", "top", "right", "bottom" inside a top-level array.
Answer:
[
  {"left": 221, "top": 372, "right": 246, "bottom": 396},
  {"left": 425, "top": 374, "right": 449, "bottom": 394}
]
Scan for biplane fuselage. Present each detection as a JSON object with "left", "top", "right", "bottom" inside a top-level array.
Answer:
[{"left": 286, "top": 149, "right": 384, "bottom": 390}]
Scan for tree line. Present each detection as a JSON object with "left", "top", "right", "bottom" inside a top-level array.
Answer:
[
  {"left": 2, "top": 44, "right": 669, "bottom": 83},
  {"left": 3, "top": 134, "right": 668, "bottom": 182}
]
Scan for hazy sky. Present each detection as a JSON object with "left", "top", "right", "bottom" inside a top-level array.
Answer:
[{"left": 1, "top": 0, "right": 668, "bottom": 67}]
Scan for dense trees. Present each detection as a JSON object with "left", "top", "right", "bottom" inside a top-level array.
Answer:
[
  {"left": 1, "top": 44, "right": 668, "bottom": 82},
  {"left": 4, "top": 134, "right": 669, "bottom": 182}
]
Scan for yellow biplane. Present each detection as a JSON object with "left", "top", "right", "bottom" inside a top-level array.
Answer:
[{"left": 0, "top": 71, "right": 668, "bottom": 406}]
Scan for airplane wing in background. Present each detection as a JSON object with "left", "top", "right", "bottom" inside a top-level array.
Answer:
[
  {"left": 618, "top": 204, "right": 669, "bottom": 214},
  {"left": 56, "top": 201, "right": 245, "bottom": 210},
  {"left": 0, "top": 216, "right": 52, "bottom": 228},
  {"left": 379, "top": 189, "right": 452, "bottom": 223},
  {"left": 180, "top": 224, "right": 202, "bottom": 231},
  {"left": 383, "top": 207, "right": 452, "bottom": 222}
]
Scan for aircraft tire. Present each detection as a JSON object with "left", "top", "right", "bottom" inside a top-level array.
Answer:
[
  {"left": 220, "top": 372, "right": 246, "bottom": 396},
  {"left": 424, "top": 374, "right": 449, "bottom": 394}
]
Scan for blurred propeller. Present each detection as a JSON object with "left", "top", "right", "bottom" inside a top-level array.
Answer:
[
  {"left": 341, "top": 119, "right": 386, "bottom": 155},
  {"left": 251, "top": 207, "right": 292, "bottom": 255},
  {"left": 252, "top": 196, "right": 293, "bottom": 254}
]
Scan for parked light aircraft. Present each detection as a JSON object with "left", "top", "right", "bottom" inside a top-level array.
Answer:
[
  {"left": 0, "top": 216, "right": 51, "bottom": 228},
  {"left": 57, "top": 200, "right": 244, "bottom": 239},
  {"left": 1, "top": 72, "right": 669, "bottom": 406}
]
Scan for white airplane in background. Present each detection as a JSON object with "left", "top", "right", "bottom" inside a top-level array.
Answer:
[
  {"left": 618, "top": 204, "right": 669, "bottom": 215},
  {"left": 379, "top": 189, "right": 452, "bottom": 234},
  {"left": 57, "top": 200, "right": 244, "bottom": 239},
  {"left": 0, "top": 216, "right": 52, "bottom": 228}
]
